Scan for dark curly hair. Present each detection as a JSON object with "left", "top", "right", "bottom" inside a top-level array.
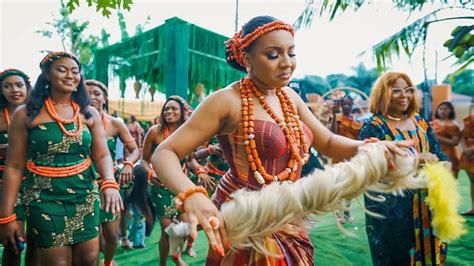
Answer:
[
  {"left": 27, "top": 56, "right": 91, "bottom": 120},
  {"left": 434, "top": 101, "right": 456, "bottom": 120},
  {"left": 226, "top": 16, "right": 278, "bottom": 72},
  {"left": 0, "top": 71, "right": 33, "bottom": 108}
]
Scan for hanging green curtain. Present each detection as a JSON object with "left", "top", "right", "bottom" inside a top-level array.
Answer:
[{"left": 92, "top": 17, "right": 243, "bottom": 98}]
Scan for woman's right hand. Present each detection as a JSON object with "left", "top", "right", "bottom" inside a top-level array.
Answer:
[
  {"left": 184, "top": 192, "right": 228, "bottom": 257},
  {"left": 418, "top": 152, "right": 439, "bottom": 164},
  {"left": 0, "top": 221, "right": 23, "bottom": 255}
]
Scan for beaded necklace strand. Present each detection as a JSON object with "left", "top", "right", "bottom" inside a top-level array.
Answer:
[
  {"left": 101, "top": 112, "right": 107, "bottom": 130},
  {"left": 44, "top": 97, "right": 82, "bottom": 137},
  {"left": 240, "top": 78, "right": 309, "bottom": 184}
]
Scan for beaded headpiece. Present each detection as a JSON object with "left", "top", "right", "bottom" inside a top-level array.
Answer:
[
  {"left": 40, "top": 51, "right": 81, "bottom": 71},
  {"left": 85, "top": 80, "right": 108, "bottom": 97},
  {"left": 225, "top": 20, "right": 294, "bottom": 67},
  {"left": 168, "top": 95, "right": 193, "bottom": 119},
  {"left": 0, "top": 68, "right": 30, "bottom": 83}
]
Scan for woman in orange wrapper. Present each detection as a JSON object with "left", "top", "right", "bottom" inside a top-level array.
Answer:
[
  {"left": 431, "top": 101, "right": 461, "bottom": 177},
  {"left": 460, "top": 103, "right": 474, "bottom": 216}
]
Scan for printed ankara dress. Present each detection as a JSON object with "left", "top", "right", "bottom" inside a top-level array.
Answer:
[
  {"left": 359, "top": 114, "right": 448, "bottom": 266},
  {"left": 22, "top": 122, "right": 100, "bottom": 248}
]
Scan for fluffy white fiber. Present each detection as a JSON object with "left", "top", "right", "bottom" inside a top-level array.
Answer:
[{"left": 220, "top": 143, "right": 426, "bottom": 255}]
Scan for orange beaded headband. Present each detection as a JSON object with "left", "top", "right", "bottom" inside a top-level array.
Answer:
[
  {"left": 85, "top": 80, "right": 108, "bottom": 96},
  {"left": 225, "top": 20, "right": 294, "bottom": 67},
  {"left": 40, "top": 51, "right": 81, "bottom": 71}
]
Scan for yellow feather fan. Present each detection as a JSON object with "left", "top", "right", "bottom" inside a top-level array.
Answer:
[{"left": 422, "top": 162, "right": 466, "bottom": 242}]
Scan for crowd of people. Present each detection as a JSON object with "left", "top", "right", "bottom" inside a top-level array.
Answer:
[{"left": 0, "top": 15, "right": 472, "bottom": 266}]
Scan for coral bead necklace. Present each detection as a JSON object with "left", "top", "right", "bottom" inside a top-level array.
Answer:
[
  {"left": 3, "top": 108, "right": 11, "bottom": 128},
  {"left": 101, "top": 111, "right": 107, "bottom": 129},
  {"left": 45, "top": 97, "right": 82, "bottom": 137},
  {"left": 240, "top": 78, "right": 309, "bottom": 184}
]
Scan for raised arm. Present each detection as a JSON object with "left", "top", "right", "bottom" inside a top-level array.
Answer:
[
  {"left": 151, "top": 89, "right": 234, "bottom": 254},
  {"left": 151, "top": 89, "right": 233, "bottom": 193},
  {"left": 140, "top": 125, "right": 160, "bottom": 176}
]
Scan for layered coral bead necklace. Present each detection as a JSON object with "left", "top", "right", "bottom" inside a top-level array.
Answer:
[
  {"left": 240, "top": 78, "right": 309, "bottom": 184},
  {"left": 44, "top": 97, "right": 82, "bottom": 137}
]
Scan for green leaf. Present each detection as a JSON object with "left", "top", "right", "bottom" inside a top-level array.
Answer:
[{"left": 66, "top": 0, "right": 80, "bottom": 13}]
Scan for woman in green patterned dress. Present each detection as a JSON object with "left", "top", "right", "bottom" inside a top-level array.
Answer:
[
  {"left": 141, "top": 96, "right": 201, "bottom": 266},
  {"left": 0, "top": 69, "right": 37, "bottom": 265},
  {"left": 0, "top": 52, "right": 122, "bottom": 265},
  {"left": 192, "top": 137, "right": 229, "bottom": 190},
  {"left": 86, "top": 79, "right": 140, "bottom": 266}
]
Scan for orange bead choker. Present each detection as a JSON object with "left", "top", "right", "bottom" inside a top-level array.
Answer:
[
  {"left": 240, "top": 78, "right": 309, "bottom": 184},
  {"left": 45, "top": 97, "right": 82, "bottom": 137}
]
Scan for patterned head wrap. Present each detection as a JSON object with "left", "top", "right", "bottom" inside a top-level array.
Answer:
[
  {"left": 0, "top": 69, "right": 30, "bottom": 83},
  {"left": 40, "top": 51, "right": 81, "bottom": 71},
  {"left": 225, "top": 20, "right": 294, "bottom": 67}
]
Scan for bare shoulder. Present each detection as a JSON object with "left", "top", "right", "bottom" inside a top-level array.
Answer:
[
  {"left": 205, "top": 82, "right": 241, "bottom": 106},
  {"left": 110, "top": 115, "right": 126, "bottom": 127},
  {"left": 84, "top": 107, "right": 100, "bottom": 128},
  {"left": 196, "top": 82, "right": 242, "bottom": 124},
  {"left": 148, "top": 124, "right": 161, "bottom": 134},
  {"left": 12, "top": 105, "right": 28, "bottom": 120},
  {"left": 283, "top": 86, "right": 304, "bottom": 105}
]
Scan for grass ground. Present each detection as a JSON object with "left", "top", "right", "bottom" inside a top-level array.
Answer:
[{"left": 2, "top": 171, "right": 473, "bottom": 265}]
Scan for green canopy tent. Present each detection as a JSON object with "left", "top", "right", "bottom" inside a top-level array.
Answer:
[{"left": 93, "top": 16, "right": 243, "bottom": 101}]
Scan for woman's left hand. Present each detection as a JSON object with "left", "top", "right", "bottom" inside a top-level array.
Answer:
[
  {"left": 119, "top": 165, "right": 133, "bottom": 185},
  {"left": 102, "top": 187, "right": 124, "bottom": 215},
  {"left": 198, "top": 173, "right": 216, "bottom": 191}
]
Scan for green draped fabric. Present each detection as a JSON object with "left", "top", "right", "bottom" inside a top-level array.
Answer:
[{"left": 92, "top": 17, "right": 243, "bottom": 100}]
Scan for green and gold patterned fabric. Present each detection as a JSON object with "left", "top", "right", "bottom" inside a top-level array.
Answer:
[{"left": 23, "top": 122, "right": 99, "bottom": 248}]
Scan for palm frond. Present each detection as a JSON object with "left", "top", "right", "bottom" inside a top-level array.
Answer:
[
  {"left": 364, "top": 9, "right": 440, "bottom": 72},
  {"left": 294, "top": 0, "right": 364, "bottom": 30},
  {"left": 293, "top": 0, "right": 316, "bottom": 30}
]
